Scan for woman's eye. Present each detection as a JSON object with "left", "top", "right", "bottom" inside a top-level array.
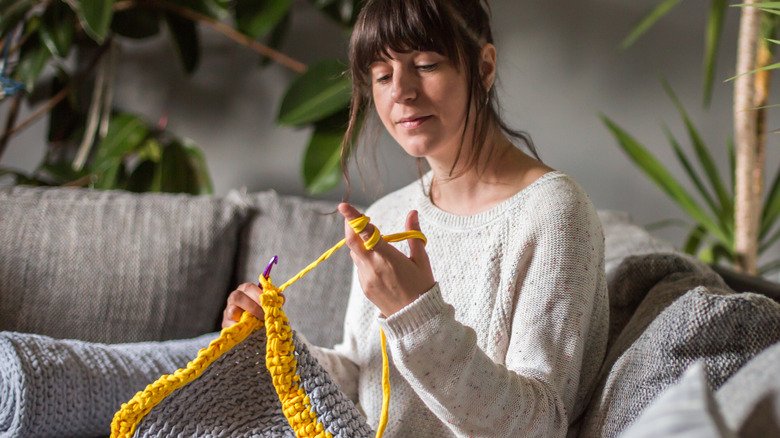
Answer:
[
  {"left": 416, "top": 63, "right": 438, "bottom": 72},
  {"left": 375, "top": 74, "right": 391, "bottom": 83}
]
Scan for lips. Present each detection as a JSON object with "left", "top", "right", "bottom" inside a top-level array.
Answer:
[{"left": 397, "top": 115, "right": 432, "bottom": 129}]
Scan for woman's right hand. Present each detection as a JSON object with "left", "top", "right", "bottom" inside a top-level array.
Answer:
[{"left": 221, "top": 283, "right": 265, "bottom": 328}]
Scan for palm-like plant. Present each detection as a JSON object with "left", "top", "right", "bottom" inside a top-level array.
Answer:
[{"left": 604, "top": 0, "right": 780, "bottom": 276}]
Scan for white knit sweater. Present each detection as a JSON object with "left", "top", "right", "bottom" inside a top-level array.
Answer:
[{"left": 311, "top": 171, "right": 608, "bottom": 437}]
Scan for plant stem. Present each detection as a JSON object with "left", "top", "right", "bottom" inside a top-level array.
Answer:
[
  {"left": 0, "top": 43, "right": 110, "bottom": 147},
  {"left": 117, "top": 0, "right": 308, "bottom": 73},
  {"left": 734, "top": 0, "right": 764, "bottom": 274}
]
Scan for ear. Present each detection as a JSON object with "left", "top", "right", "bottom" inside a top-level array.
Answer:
[{"left": 479, "top": 43, "right": 497, "bottom": 91}]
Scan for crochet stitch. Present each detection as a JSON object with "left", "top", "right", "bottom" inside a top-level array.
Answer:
[{"left": 111, "top": 216, "right": 425, "bottom": 438}]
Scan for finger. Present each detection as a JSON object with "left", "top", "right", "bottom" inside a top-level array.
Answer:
[
  {"left": 237, "top": 282, "right": 264, "bottom": 302},
  {"left": 228, "top": 284, "right": 264, "bottom": 317},
  {"left": 338, "top": 203, "right": 386, "bottom": 252},
  {"left": 405, "top": 210, "right": 429, "bottom": 263},
  {"left": 223, "top": 304, "right": 243, "bottom": 324}
]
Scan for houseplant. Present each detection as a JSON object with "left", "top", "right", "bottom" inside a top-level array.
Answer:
[
  {"left": 603, "top": 0, "right": 780, "bottom": 276},
  {"left": 0, "top": 0, "right": 360, "bottom": 194}
]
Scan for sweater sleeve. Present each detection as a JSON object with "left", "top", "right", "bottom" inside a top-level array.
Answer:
[{"left": 380, "top": 193, "right": 604, "bottom": 437}]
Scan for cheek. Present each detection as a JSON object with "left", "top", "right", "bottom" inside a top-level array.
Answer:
[{"left": 372, "top": 88, "right": 394, "bottom": 130}]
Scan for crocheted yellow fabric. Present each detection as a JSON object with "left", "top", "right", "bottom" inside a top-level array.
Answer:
[{"left": 110, "top": 216, "right": 425, "bottom": 438}]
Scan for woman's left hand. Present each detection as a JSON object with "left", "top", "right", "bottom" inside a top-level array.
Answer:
[{"left": 338, "top": 203, "right": 435, "bottom": 317}]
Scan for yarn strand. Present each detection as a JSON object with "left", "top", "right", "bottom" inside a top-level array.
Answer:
[{"left": 110, "top": 215, "right": 425, "bottom": 438}]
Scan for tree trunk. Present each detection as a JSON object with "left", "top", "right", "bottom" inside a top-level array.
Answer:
[{"left": 734, "top": 0, "right": 765, "bottom": 275}]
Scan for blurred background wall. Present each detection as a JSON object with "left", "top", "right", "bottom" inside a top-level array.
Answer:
[{"left": 2, "top": 0, "right": 779, "bottom": 275}]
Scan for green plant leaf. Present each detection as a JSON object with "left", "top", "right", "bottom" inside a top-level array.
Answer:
[
  {"left": 302, "top": 109, "right": 350, "bottom": 194},
  {"left": 698, "top": 242, "right": 734, "bottom": 265},
  {"left": 0, "top": 0, "right": 35, "bottom": 36},
  {"left": 761, "top": 162, "right": 780, "bottom": 237},
  {"left": 126, "top": 160, "right": 158, "bottom": 192},
  {"left": 37, "top": 162, "right": 88, "bottom": 185},
  {"left": 40, "top": 1, "right": 75, "bottom": 58},
  {"left": 620, "top": 0, "right": 684, "bottom": 50},
  {"left": 235, "top": 0, "right": 292, "bottom": 39},
  {"left": 137, "top": 138, "right": 163, "bottom": 162},
  {"left": 78, "top": 0, "right": 115, "bottom": 42},
  {"left": 703, "top": 0, "right": 727, "bottom": 107},
  {"left": 165, "top": 12, "right": 199, "bottom": 74},
  {"left": 158, "top": 141, "right": 199, "bottom": 194},
  {"left": 91, "top": 113, "right": 149, "bottom": 175},
  {"left": 179, "top": 138, "right": 213, "bottom": 194},
  {"left": 760, "top": 225, "right": 780, "bottom": 254},
  {"left": 278, "top": 59, "right": 351, "bottom": 126},
  {"left": 111, "top": 7, "right": 161, "bottom": 39},
  {"left": 759, "top": 259, "right": 780, "bottom": 276},
  {"left": 683, "top": 224, "right": 707, "bottom": 256},
  {"left": 725, "top": 60, "right": 780, "bottom": 82},
  {"left": 663, "top": 80, "right": 733, "bottom": 221},
  {"left": 13, "top": 21, "right": 52, "bottom": 91},
  {"left": 602, "top": 114, "right": 730, "bottom": 245},
  {"left": 94, "top": 158, "right": 126, "bottom": 189},
  {"left": 662, "top": 124, "right": 719, "bottom": 217}
]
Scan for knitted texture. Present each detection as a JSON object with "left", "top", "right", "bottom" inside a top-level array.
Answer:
[
  {"left": 0, "top": 331, "right": 213, "bottom": 438},
  {"left": 113, "top": 215, "right": 420, "bottom": 437},
  {"left": 579, "top": 274, "right": 780, "bottom": 438},
  {"left": 132, "top": 329, "right": 372, "bottom": 438},
  {"left": 0, "top": 185, "right": 246, "bottom": 343},
  {"left": 716, "top": 339, "right": 780, "bottom": 433},
  {"left": 311, "top": 171, "right": 609, "bottom": 437}
]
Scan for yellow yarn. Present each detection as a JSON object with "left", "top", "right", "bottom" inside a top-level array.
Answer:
[{"left": 110, "top": 215, "right": 425, "bottom": 438}]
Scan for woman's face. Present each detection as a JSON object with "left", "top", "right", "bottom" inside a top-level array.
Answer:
[{"left": 369, "top": 50, "right": 471, "bottom": 165}]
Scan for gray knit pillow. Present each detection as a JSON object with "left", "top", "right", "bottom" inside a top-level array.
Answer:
[
  {"left": 716, "top": 340, "right": 780, "bottom": 435},
  {"left": 619, "top": 362, "right": 734, "bottom": 438},
  {"left": 231, "top": 190, "right": 356, "bottom": 348},
  {"left": 0, "top": 186, "right": 246, "bottom": 343},
  {"left": 579, "top": 287, "right": 780, "bottom": 438}
]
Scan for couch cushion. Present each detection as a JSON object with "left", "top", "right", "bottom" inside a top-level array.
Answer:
[
  {"left": 0, "top": 186, "right": 246, "bottom": 343},
  {"left": 231, "top": 190, "right": 357, "bottom": 348},
  {"left": 619, "top": 362, "right": 734, "bottom": 438},
  {"left": 716, "top": 340, "right": 780, "bottom": 435},
  {"left": 578, "top": 286, "right": 780, "bottom": 438}
]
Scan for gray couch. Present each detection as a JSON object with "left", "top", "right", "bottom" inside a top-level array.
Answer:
[{"left": 1, "top": 185, "right": 779, "bottom": 437}]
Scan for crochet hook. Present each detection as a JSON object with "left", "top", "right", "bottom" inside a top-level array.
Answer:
[{"left": 259, "top": 255, "right": 278, "bottom": 287}]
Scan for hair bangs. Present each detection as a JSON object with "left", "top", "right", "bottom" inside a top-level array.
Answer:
[{"left": 351, "top": 0, "right": 463, "bottom": 88}]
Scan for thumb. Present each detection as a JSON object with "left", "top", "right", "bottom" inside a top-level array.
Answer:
[{"left": 405, "top": 210, "right": 429, "bottom": 263}]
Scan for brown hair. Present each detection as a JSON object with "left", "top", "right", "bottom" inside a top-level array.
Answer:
[{"left": 341, "top": 0, "right": 539, "bottom": 197}]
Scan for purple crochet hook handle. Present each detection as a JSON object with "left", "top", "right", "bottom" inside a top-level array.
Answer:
[{"left": 259, "top": 255, "right": 278, "bottom": 288}]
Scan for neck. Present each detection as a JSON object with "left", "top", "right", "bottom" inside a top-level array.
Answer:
[{"left": 426, "top": 129, "right": 551, "bottom": 216}]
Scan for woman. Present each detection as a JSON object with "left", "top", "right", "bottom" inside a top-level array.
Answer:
[{"left": 223, "top": 0, "right": 608, "bottom": 436}]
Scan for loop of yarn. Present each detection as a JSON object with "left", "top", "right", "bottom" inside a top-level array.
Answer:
[{"left": 110, "top": 215, "right": 425, "bottom": 438}]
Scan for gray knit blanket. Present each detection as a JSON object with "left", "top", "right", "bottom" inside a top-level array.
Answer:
[
  {"left": 0, "top": 328, "right": 372, "bottom": 438},
  {"left": 0, "top": 331, "right": 215, "bottom": 438}
]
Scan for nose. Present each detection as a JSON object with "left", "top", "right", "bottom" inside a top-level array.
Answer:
[{"left": 390, "top": 68, "right": 417, "bottom": 103}]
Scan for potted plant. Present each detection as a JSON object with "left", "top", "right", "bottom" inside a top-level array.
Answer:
[
  {"left": 0, "top": 0, "right": 360, "bottom": 195},
  {"left": 603, "top": 0, "right": 780, "bottom": 277}
]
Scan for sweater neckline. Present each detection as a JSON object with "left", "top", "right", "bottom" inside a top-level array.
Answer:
[{"left": 416, "top": 170, "right": 564, "bottom": 229}]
